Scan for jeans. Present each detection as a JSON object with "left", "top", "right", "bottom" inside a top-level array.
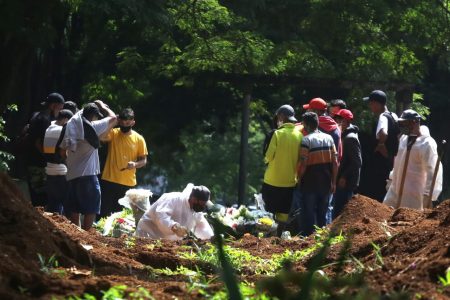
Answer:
[
  {"left": 297, "top": 191, "right": 331, "bottom": 236},
  {"left": 325, "top": 194, "right": 334, "bottom": 225},
  {"left": 332, "top": 188, "right": 353, "bottom": 220},
  {"left": 289, "top": 188, "right": 303, "bottom": 235}
]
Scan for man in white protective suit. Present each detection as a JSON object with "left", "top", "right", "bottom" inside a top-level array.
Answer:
[
  {"left": 383, "top": 110, "right": 443, "bottom": 210},
  {"left": 136, "top": 184, "right": 214, "bottom": 240}
]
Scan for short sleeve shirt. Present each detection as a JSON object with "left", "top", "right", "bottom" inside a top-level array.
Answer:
[
  {"left": 66, "top": 118, "right": 110, "bottom": 181},
  {"left": 101, "top": 128, "right": 148, "bottom": 186},
  {"left": 376, "top": 112, "right": 398, "bottom": 139}
]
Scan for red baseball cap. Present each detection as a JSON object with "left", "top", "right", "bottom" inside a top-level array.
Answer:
[
  {"left": 303, "top": 98, "right": 327, "bottom": 110},
  {"left": 334, "top": 109, "right": 353, "bottom": 121}
]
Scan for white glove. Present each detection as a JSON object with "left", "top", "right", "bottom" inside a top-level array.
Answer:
[
  {"left": 171, "top": 223, "right": 188, "bottom": 237},
  {"left": 385, "top": 179, "right": 392, "bottom": 191}
]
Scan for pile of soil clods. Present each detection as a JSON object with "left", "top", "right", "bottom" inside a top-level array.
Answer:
[
  {"left": 0, "top": 174, "right": 198, "bottom": 299},
  {"left": 365, "top": 201, "right": 450, "bottom": 299},
  {"left": 2, "top": 171, "right": 450, "bottom": 299},
  {"left": 331, "top": 194, "right": 394, "bottom": 251}
]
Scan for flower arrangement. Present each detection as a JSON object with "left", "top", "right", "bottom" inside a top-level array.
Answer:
[
  {"left": 211, "top": 205, "right": 277, "bottom": 236},
  {"left": 118, "top": 188, "right": 152, "bottom": 227}
]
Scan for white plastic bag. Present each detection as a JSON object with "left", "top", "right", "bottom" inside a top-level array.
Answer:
[{"left": 254, "top": 193, "right": 266, "bottom": 211}]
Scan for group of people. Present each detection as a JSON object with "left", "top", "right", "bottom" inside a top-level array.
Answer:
[
  {"left": 22, "top": 93, "right": 148, "bottom": 230},
  {"left": 20, "top": 89, "right": 443, "bottom": 240},
  {"left": 262, "top": 90, "right": 443, "bottom": 236}
]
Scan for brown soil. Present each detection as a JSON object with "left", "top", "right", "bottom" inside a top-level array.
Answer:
[{"left": 1, "top": 173, "right": 450, "bottom": 299}]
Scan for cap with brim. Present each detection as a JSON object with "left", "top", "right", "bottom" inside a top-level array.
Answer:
[
  {"left": 398, "top": 109, "right": 422, "bottom": 121},
  {"left": 363, "top": 90, "right": 387, "bottom": 104},
  {"left": 275, "top": 104, "right": 297, "bottom": 122},
  {"left": 82, "top": 103, "right": 104, "bottom": 119},
  {"left": 303, "top": 98, "right": 327, "bottom": 110},
  {"left": 334, "top": 109, "right": 354, "bottom": 121},
  {"left": 41, "top": 92, "right": 65, "bottom": 106}
]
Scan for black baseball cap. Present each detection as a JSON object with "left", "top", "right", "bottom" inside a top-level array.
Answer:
[
  {"left": 41, "top": 92, "right": 65, "bottom": 106},
  {"left": 398, "top": 109, "right": 422, "bottom": 121},
  {"left": 82, "top": 103, "right": 104, "bottom": 119},
  {"left": 275, "top": 104, "right": 297, "bottom": 122},
  {"left": 363, "top": 90, "right": 387, "bottom": 105}
]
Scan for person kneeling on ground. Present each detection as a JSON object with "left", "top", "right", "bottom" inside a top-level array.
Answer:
[{"left": 136, "top": 184, "right": 214, "bottom": 240}]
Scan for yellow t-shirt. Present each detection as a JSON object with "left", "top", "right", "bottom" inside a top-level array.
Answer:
[{"left": 101, "top": 128, "right": 148, "bottom": 186}]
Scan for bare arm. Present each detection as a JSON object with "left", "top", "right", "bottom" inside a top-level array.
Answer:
[
  {"left": 127, "top": 155, "right": 147, "bottom": 170},
  {"left": 94, "top": 100, "right": 117, "bottom": 139}
]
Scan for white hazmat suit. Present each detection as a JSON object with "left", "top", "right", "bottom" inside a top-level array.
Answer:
[
  {"left": 384, "top": 127, "right": 442, "bottom": 210},
  {"left": 136, "top": 183, "right": 214, "bottom": 240}
]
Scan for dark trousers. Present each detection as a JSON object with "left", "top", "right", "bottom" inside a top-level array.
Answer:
[
  {"left": 296, "top": 191, "right": 330, "bottom": 236},
  {"left": 360, "top": 153, "right": 392, "bottom": 202},
  {"left": 45, "top": 175, "right": 68, "bottom": 214},
  {"left": 98, "top": 179, "right": 133, "bottom": 219},
  {"left": 332, "top": 188, "right": 354, "bottom": 220},
  {"left": 27, "top": 166, "right": 47, "bottom": 207}
]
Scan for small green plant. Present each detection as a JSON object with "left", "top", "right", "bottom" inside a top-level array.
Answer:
[
  {"left": 124, "top": 236, "right": 136, "bottom": 248},
  {"left": 37, "top": 253, "right": 66, "bottom": 277},
  {"left": 154, "top": 239, "right": 163, "bottom": 248},
  {"left": 129, "top": 287, "right": 155, "bottom": 300},
  {"left": 371, "top": 242, "right": 384, "bottom": 267},
  {"left": 17, "top": 286, "right": 29, "bottom": 295},
  {"left": 67, "top": 285, "right": 155, "bottom": 300},
  {"left": 102, "top": 285, "right": 127, "bottom": 300},
  {"left": 438, "top": 268, "right": 450, "bottom": 287}
]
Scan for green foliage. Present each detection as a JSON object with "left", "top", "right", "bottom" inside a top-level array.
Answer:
[
  {"left": 256, "top": 235, "right": 409, "bottom": 300},
  {"left": 371, "top": 242, "right": 385, "bottom": 267},
  {"left": 166, "top": 115, "right": 266, "bottom": 203},
  {"left": 37, "top": 253, "right": 66, "bottom": 277},
  {"left": 66, "top": 285, "right": 155, "bottom": 300},
  {"left": 124, "top": 236, "right": 136, "bottom": 249},
  {"left": 410, "top": 93, "right": 431, "bottom": 120},
  {"left": 438, "top": 268, "right": 450, "bottom": 287},
  {"left": 0, "top": 104, "right": 17, "bottom": 172},
  {"left": 179, "top": 227, "right": 345, "bottom": 276},
  {"left": 101, "top": 285, "right": 128, "bottom": 300}
]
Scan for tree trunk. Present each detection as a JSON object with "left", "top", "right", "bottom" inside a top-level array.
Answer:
[{"left": 237, "top": 85, "right": 252, "bottom": 205}]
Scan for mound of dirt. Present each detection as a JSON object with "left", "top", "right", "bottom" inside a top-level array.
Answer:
[
  {"left": 365, "top": 201, "right": 450, "bottom": 298},
  {"left": 0, "top": 174, "right": 199, "bottom": 299},
  {"left": 1, "top": 173, "right": 450, "bottom": 299}
]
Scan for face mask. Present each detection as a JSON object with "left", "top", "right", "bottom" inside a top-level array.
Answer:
[
  {"left": 192, "top": 203, "right": 205, "bottom": 212},
  {"left": 399, "top": 122, "right": 413, "bottom": 136},
  {"left": 120, "top": 126, "right": 132, "bottom": 133}
]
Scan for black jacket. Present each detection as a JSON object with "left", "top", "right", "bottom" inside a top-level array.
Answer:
[{"left": 338, "top": 124, "right": 362, "bottom": 191}]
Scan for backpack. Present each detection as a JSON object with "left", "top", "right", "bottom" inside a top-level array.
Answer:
[{"left": 382, "top": 111, "right": 400, "bottom": 157}]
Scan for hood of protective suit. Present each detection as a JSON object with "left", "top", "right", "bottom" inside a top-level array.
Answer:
[{"left": 136, "top": 183, "right": 214, "bottom": 240}]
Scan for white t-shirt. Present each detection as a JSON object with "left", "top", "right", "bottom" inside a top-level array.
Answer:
[
  {"left": 66, "top": 118, "right": 110, "bottom": 181},
  {"left": 376, "top": 112, "right": 398, "bottom": 139}
]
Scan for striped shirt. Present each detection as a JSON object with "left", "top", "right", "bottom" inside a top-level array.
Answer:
[
  {"left": 299, "top": 130, "right": 337, "bottom": 192},
  {"left": 43, "top": 122, "right": 62, "bottom": 154}
]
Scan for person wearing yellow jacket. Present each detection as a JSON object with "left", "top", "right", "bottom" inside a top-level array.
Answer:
[{"left": 262, "top": 105, "right": 302, "bottom": 227}]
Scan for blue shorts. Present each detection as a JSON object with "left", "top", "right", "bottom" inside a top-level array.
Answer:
[
  {"left": 45, "top": 175, "right": 69, "bottom": 214},
  {"left": 67, "top": 175, "right": 101, "bottom": 214}
]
